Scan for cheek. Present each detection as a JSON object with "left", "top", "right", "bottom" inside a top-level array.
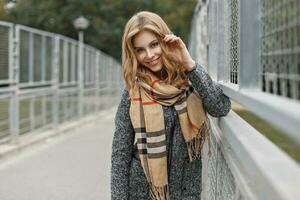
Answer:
[
  {"left": 156, "top": 46, "right": 162, "bottom": 55},
  {"left": 136, "top": 53, "right": 145, "bottom": 63}
]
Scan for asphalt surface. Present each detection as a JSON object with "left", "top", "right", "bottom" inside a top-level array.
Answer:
[{"left": 0, "top": 108, "right": 116, "bottom": 200}]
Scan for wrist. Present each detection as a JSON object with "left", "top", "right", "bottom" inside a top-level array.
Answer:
[{"left": 185, "top": 60, "right": 196, "bottom": 72}]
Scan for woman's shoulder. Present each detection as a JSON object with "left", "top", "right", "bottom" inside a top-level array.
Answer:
[
  {"left": 115, "top": 88, "right": 132, "bottom": 124},
  {"left": 117, "top": 88, "right": 131, "bottom": 111},
  {"left": 120, "top": 88, "right": 131, "bottom": 103}
]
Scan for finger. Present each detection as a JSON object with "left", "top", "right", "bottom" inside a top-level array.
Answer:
[
  {"left": 170, "top": 36, "right": 181, "bottom": 43},
  {"left": 163, "top": 36, "right": 173, "bottom": 42},
  {"left": 165, "top": 36, "right": 180, "bottom": 43},
  {"left": 163, "top": 34, "right": 176, "bottom": 41},
  {"left": 172, "top": 37, "right": 180, "bottom": 42},
  {"left": 163, "top": 34, "right": 174, "bottom": 39},
  {"left": 168, "top": 39, "right": 185, "bottom": 50}
]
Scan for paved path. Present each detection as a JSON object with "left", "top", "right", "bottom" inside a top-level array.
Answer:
[{"left": 0, "top": 107, "right": 116, "bottom": 200}]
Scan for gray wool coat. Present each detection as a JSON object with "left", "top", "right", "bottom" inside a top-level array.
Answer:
[{"left": 111, "top": 64, "right": 231, "bottom": 200}]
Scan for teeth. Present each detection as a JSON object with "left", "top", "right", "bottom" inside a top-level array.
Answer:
[{"left": 149, "top": 58, "right": 158, "bottom": 65}]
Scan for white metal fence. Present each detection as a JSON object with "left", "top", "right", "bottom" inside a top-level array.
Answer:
[
  {"left": 190, "top": 0, "right": 300, "bottom": 199},
  {"left": 0, "top": 21, "right": 122, "bottom": 143}
]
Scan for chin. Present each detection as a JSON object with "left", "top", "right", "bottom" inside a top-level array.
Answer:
[{"left": 148, "top": 64, "right": 162, "bottom": 73}]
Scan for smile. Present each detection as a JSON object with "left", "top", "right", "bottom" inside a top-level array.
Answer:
[{"left": 147, "top": 57, "right": 160, "bottom": 65}]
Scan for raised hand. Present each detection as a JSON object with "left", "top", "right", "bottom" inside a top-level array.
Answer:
[{"left": 163, "top": 34, "right": 195, "bottom": 71}]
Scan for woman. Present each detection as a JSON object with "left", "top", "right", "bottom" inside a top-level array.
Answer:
[{"left": 111, "top": 11, "right": 231, "bottom": 200}]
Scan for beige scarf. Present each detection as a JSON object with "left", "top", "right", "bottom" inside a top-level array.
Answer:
[{"left": 129, "top": 74, "right": 210, "bottom": 200}]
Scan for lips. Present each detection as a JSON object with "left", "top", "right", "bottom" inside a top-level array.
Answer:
[{"left": 147, "top": 57, "right": 160, "bottom": 65}]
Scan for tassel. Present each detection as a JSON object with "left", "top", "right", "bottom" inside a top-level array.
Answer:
[
  {"left": 186, "top": 122, "right": 209, "bottom": 162},
  {"left": 205, "top": 119, "right": 212, "bottom": 158},
  {"left": 149, "top": 183, "right": 170, "bottom": 200}
]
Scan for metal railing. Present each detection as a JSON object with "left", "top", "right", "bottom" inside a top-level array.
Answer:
[
  {"left": 189, "top": 0, "right": 300, "bottom": 199},
  {"left": 0, "top": 21, "right": 122, "bottom": 144}
]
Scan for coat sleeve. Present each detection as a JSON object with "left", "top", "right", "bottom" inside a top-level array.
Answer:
[
  {"left": 186, "top": 63, "right": 231, "bottom": 117},
  {"left": 111, "top": 89, "right": 135, "bottom": 200}
]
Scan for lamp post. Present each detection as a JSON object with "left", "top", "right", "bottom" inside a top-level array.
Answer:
[
  {"left": 4, "top": 1, "right": 16, "bottom": 13},
  {"left": 73, "top": 16, "right": 90, "bottom": 117},
  {"left": 73, "top": 16, "right": 90, "bottom": 43}
]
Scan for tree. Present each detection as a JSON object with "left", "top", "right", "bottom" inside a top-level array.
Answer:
[
  {"left": 3, "top": 0, "right": 197, "bottom": 61},
  {"left": 0, "top": 0, "right": 9, "bottom": 20}
]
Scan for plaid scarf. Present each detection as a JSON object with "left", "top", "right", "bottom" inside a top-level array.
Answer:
[{"left": 129, "top": 74, "right": 210, "bottom": 200}]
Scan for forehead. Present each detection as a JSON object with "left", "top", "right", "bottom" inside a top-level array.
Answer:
[{"left": 133, "top": 30, "right": 158, "bottom": 48}]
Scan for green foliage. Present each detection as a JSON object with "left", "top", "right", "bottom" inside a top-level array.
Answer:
[
  {"left": 3, "top": 0, "right": 197, "bottom": 61},
  {"left": 0, "top": 0, "right": 9, "bottom": 20}
]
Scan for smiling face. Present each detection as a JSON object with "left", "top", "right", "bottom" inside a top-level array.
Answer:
[{"left": 133, "top": 30, "right": 163, "bottom": 73}]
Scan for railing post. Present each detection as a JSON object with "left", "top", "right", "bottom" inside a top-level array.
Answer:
[
  {"left": 98, "top": 52, "right": 103, "bottom": 110},
  {"left": 42, "top": 95, "right": 46, "bottom": 126},
  {"left": 10, "top": 24, "right": 19, "bottom": 144},
  {"left": 30, "top": 97, "right": 35, "bottom": 131},
  {"left": 78, "top": 33, "right": 84, "bottom": 118},
  {"left": 52, "top": 36, "right": 60, "bottom": 129},
  {"left": 29, "top": 32, "right": 34, "bottom": 84},
  {"left": 95, "top": 52, "right": 100, "bottom": 112},
  {"left": 41, "top": 35, "right": 46, "bottom": 83},
  {"left": 207, "top": 0, "right": 218, "bottom": 80},
  {"left": 63, "top": 41, "right": 68, "bottom": 84},
  {"left": 239, "top": 0, "right": 261, "bottom": 90},
  {"left": 217, "top": 0, "right": 230, "bottom": 82}
]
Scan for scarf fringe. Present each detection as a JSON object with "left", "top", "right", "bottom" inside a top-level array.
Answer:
[
  {"left": 187, "top": 122, "right": 210, "bottom": 161},
  {"left": 149, "top": 183, "right": 170, "bottom": 200}
]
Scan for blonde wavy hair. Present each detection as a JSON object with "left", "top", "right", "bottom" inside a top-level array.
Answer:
[{"left": 122, "top": 11, "right": 188, "bottom": 93}]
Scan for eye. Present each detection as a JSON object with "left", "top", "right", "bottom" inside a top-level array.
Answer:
[
  {"left": 151, "top": 42, "right": 159, "bottom": 48},
  {"left": 135, "top": 48, "right": 144, "bottom": 54}
]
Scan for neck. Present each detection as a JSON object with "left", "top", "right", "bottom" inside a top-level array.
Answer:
[{"left": 153, "top": 68, "right": 167, "bottom": 80}]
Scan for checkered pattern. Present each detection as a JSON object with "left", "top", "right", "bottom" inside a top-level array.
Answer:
[{"left": 129, "top": 74, "right": 209, "bottom": 200}]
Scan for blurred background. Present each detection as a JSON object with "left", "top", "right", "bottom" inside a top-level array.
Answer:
[
  {"left": 0, "top": 0, "right": 197, "bottom": 61},
  {"left": 0, "top": 0, "right": 299, "bottom": 199}
]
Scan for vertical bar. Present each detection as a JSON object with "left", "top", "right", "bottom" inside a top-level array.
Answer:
[
  {"left": 9, "top": 24, "right": 14, "bottom": 84},
  {"left": 109, "top": 58, "right": 113, "bottom": 102},
  {"left": 217, "top": 0, "right": 226, "bottom": 81},
  {"left": 92, "top": 52, "right": 95, "bottom": 86},
  {"left": 87, "top": 50, "right": 91, "bottom": 86},
  {"left": 239, "top": 0, "right": 261, "bottom": 89},
  {"left": 106, "top": 58, "right": 110, "bottom": 107},
  {"left": 103, "top": 56, "right": 107, "bottom": 108},
  {"left": 52, "top": 36, "right": 60, "bottom": 129},
  {"left": 41, "top": 35, "right": 46, "bottom": 82},
  {"left": 207, "top": 0, "right": 218, "bottom": 80},
  {"left": 29, "top": 32, "right": 34, "bottom": 84},
  {"left": 78, "top": 32, "right": 84, "bottom": 118},
  {"left": 10, "top": 25, "right": 20, "bottom": 143},
  {"left": 98, "top": 52, "right": 102, "bottom": 110},
  {"left": 221, "top": 0, "right": 231, "bottom": 82},
  {"left": 63, "top": 95, "right": 67, "bottom": 121},
  {"left": 10, "top": 94, "right": 19, "bottom": 143},
  {"left": 9, "top": 27, "right": 20, "bottom": 144},
  {"left": 63, "top": 40, "right": 68, "bottom": 84},
  {"left": 86, "top": 48, "right": 88, "bottom": 86},
  {"left": 291, "top": 54, "right": 298, "bottom": 99},
  {"left": 71, "top": 43, "right": 75, "bottom": 84},
  {"left": 89, "top": 50, "right": 92, "bottom": 86},
  {"left": 95, "top": 52, "right": 100, "bottom": 111},
  {"left": 86, "top": 49, "right": 89, "bottom": 85},
  {"left": 75, "top": 44, "right": 78, "bottom": 82},
  {"left": 30, "top": 97, "right": 35, "bottom": 131},
  {"left": 42, "top": 95, "right": 47, "bottom": 126},
  {"left": 228, "top": 0, "right": 240, "bottom": 85}
]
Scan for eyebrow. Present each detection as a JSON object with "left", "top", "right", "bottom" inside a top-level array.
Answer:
[{"left": 133, "top": 39, "right": 158, "bottom": 49}]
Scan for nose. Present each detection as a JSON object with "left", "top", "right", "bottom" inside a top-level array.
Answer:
[{"left": 145, "top": 48, "right": 154, "bottom": 59}]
